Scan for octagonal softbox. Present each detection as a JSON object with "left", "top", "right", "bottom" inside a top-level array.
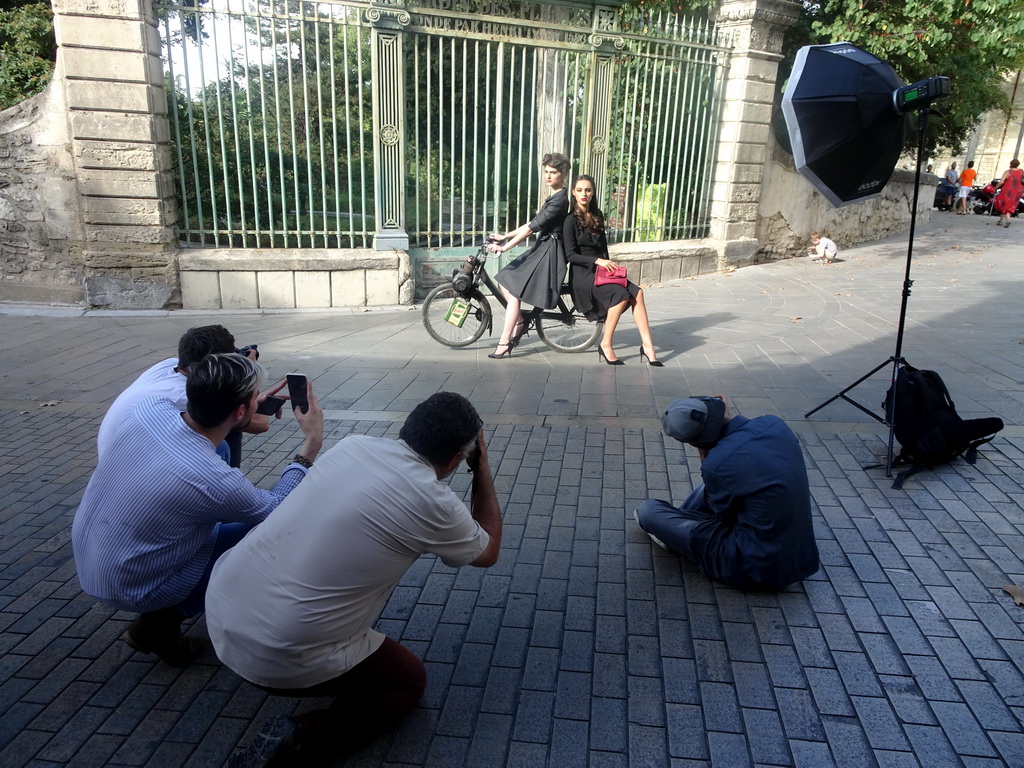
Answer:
[{"left": 782, "top": 43, "right": 909, "bottom": 208}]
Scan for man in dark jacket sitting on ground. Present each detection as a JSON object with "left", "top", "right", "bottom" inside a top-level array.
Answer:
[{"left": 635, "top": 395, "right": 819, "bottom": 590}]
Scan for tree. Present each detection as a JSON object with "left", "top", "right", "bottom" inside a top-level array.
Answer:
[
  {"left": 0, "top": 0, "right": 56, "bottom": 111},
  {"left": 800, "top": 0, "right": 1024, "bottom": 153}
]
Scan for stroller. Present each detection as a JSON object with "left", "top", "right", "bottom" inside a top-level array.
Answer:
[
  {"left": 971, "top": 180, "right": 999, "bottom": 215},
  {"left": 972, "top": 179, "right": 1024, "bottom": 217}
]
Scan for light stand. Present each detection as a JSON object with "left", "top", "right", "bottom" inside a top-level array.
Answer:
[{"left": 804, "top": 77, "right": 949, "bottom": 477}]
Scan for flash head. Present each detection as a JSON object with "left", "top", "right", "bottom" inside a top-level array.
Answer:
[{"left": 893, "top": 77, "right": 950, "bottom": 114}]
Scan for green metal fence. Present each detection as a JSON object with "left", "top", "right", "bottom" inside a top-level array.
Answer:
[
  {"left": 161, "top": 0, "right": 375, "bottom": 248},
  {"left": 157, "top": 0, "right": 729, "bottom": 251}
]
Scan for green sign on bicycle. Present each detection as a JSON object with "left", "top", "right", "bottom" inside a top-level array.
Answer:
[{"left": 445, "top": 299, "right": 470, "bottom": 327}]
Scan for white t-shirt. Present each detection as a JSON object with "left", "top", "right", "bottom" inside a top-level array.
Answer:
[
  {"left": 206, "top": 435, "right": 488, "bottom": 689},
  {"left": 97, "top": 357, "right": 185, "bottom": 460},
  {"left": 816, "top": 237, "right": 838, "bottom": 255}
]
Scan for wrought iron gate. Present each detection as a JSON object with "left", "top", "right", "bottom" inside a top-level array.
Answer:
[{"left": 158, "top": 0, "right": 730, "bottom": 267}]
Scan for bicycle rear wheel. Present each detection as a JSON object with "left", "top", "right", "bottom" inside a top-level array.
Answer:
[
  {"left": 536, "top": 293, "right": 602, "bottom": 353},
  {"left": 422, "top": 285, "right": 492, "bottom": 347}
]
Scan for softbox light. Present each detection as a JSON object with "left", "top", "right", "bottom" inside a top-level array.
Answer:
[{"left": 782, "top": 43, "right": 909, "bottom": 208}]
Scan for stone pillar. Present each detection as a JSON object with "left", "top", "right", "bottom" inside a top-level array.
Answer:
[
  {"left": 368, "top": 0, "right": 411, "bottom": 251},
  {"left": 710, "top": 0, "right": 800, "bottom": 266},
  {"left": 52, "top": 0, "right": 178, "bottom": 308}
]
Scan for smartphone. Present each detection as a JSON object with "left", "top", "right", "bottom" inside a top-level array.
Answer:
[
  {"left": 286, "top": 373, "right": 309, "bottom": 414},
  {"left": 255, "top": 395, "right": 286, "bottom": 416}
]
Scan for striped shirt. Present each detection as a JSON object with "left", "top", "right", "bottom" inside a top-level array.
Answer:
[{"left": 72, "top": 396, "right": 306, "bottom": 612}]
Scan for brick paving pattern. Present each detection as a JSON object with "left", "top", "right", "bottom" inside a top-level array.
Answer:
[{"left": 1, "top": 213, "right": 1022, "bottom": 766}]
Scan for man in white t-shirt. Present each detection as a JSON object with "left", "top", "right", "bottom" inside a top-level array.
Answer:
[
  {"left": 97, "top": 325, "right": 263, "bottom": 464},
  {"left": 208, "top": 392, "right": 502, "bottom": 767}
]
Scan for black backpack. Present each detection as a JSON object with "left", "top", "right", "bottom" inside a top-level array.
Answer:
[{"left": 881, "top": 364, "right": 1003, "bottom": 488}]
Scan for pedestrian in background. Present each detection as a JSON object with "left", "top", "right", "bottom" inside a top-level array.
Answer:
[
  {"left": 993, "top": 158, "right": 1023, "bottom": 228},
  {"left": 956, "top": 160, "right": 977, "bottom": 215}
]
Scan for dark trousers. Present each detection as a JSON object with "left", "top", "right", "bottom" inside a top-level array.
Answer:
[
  {"left": 176, "top": 522, "right": 252, "bottom": 617},
  {"left": 225, "top": 430, "right": 243, "bottom": 468},
  {"left": 260, "top": 637, "right": 426, "bottom": 759}
]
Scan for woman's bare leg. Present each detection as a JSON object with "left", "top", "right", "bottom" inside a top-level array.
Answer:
[
  {"left": 600, "top": 300, "right": 629, "bottom": 362},
  {"left": 492, "top": 287, "right": 524, "bottom": 355},
  {"left": 631, "top": 289, "right": 659, "bottom": 362}
]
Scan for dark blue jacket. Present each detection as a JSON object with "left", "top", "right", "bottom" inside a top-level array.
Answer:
[{"left": 694, "top": 415, "right": 819, "bottom": 590}]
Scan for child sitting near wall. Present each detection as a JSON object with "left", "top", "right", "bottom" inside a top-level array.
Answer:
[{"left": 806, "top": 232, "right": 839, "bottom": 263}]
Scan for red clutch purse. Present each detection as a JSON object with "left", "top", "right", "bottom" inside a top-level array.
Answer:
[{"left": 594, "top": 265, "right": 627, "bottom": 287}]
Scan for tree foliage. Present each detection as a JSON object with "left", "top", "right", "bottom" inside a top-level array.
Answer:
[
  {"left": 0, "top": 0, "right": 56, "bottom": 111},
  {"left": 799, "top": 0, "right": 1024, "bottom": 153}
]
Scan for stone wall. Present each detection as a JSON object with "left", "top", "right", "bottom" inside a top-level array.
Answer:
[
  {"left": 178, "top": 249, "right": 414, "bottom": 309},
  {"left": 756, "top": 139, "right": 934, "bottom": 259},
  {"left": 54, "top": 0, "right": 181, "bottom": 310},
  {"left": 0, "top": 73, "right": 86, "bottom": 305}
]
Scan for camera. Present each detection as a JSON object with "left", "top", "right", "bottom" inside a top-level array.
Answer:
[{"left": 236, "top": 344, "right": 259, "bottom": 360}]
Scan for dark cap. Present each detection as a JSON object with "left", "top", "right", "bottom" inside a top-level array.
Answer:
[{"left": 662, "top": 397, "right": 726, "bottom": 446}]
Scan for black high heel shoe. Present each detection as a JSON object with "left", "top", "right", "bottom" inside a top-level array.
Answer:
[
  {"left": 510, "top": 320, "right": 528, "bottom": 348},
  {"left": 639, "top": 346, "right": 664, "bottom": 367},
  {"left": 488, "top": 342, "right": 513, "bottom": 359},
  {"left": 598, "top": 346, "right": 625, "bottom": 366}
]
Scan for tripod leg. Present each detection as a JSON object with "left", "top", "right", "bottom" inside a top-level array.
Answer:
[
  {"left": 804, "top": 359, "right": 893, "bottom": 420},
  {"left": 884, "top": 357, "right": 903, "bottom": 477}
]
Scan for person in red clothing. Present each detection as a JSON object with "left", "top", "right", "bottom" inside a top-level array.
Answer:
[
  {"left": 993, "top": 159, "right": 1023, "bottom": 228},
  {"left": 956, "top": 160, "right": 977, "bottom": 214}
]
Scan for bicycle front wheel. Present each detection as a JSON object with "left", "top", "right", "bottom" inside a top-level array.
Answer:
[
  {"left": 422, "top": 284, "right": 492, "bottom": 348},
  {"left": 536, "top": 295, "right": 602, "bottom": 353}
]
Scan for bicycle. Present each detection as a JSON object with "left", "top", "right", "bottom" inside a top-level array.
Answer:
[{"left": 421, "top": 242, "right": 603, "bottom": 353}]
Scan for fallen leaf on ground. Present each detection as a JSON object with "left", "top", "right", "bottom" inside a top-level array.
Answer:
[
  {"left": 39, "top": 401, "right": 62, "bottom": 407},
  {"left": 1003, "top": 584, "right": 1024, "bottom": 607}
]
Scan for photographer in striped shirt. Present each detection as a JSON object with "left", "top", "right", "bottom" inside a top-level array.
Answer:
[{"left": 72, "top": 353, "right": 324, "bottom": 666}]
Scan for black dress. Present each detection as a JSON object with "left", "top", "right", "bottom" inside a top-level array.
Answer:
[
  {"left": 494, "top": 189, "right": 568, "bottom": 310},
  {"left": 562, "top": 213, "right": 640, "bottom": 322}
]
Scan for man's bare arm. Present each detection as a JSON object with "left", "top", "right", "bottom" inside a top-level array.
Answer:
[{"left": 466, "top": 429, "right": 502, "bottom": 567}]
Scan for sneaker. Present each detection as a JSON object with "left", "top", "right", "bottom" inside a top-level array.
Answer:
[
  {"left": 229, "top": 716, "right": 302, "bottom": 768},
  {"left": 633, "top": 509, "right": 670, "bottom": 551}
]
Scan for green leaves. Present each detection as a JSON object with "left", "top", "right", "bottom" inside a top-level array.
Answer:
[
  {"left": 0, "top": 0, "right": 56, "bottom": 111},
  {"left": 796, "top": 0, "right": 1024, "bottom": 152}
]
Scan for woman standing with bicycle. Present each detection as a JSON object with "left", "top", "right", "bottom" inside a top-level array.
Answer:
[
  {"left": 485, "top": 153, "right": 571, "bottom": 359},
  {"left": 563, "top": 174, "right": 663, "bottom": 366}
]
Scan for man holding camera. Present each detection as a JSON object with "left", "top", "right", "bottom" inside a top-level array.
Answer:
[
  {"left": 97, "top": 324, "right": 264, "bottom": 467},
  {"left": 207, "top": 392, "right": 501, "bottom": 767},
  {"left": 635, "top": 395, "right": 819, "bottom": 591},
  {"left": 73, "top": 353, "right": 324, "bottom": 666}
]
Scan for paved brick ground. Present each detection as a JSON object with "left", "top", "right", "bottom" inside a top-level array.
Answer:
[{"left": 1, "top": 212, "right": 1023, "bottom": 767}]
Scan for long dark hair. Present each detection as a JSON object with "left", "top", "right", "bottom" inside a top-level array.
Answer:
[{"left": 569, "top": 174, "right": 605, "bottom": 234}]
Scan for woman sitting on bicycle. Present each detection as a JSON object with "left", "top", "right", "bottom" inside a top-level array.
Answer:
[
  {"left": 485, "top": 153, "right": 571, "bottom": 359},
  {"left": 563, "top": 174, "right": 663, "bottom": 367}
]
